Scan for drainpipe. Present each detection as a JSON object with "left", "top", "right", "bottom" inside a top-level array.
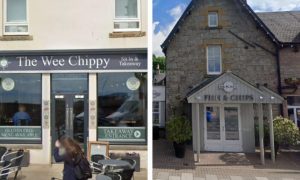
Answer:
[{"left": 276, "top": 47, "right": 284, "bottom": 115}]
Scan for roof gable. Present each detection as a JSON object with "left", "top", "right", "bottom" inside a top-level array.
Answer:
[
  {"left": 161, "top": 0, "right": 284, "bottom": 53},
  {"left": 187, "top": 72, "right": 283, "bottom": 104}
]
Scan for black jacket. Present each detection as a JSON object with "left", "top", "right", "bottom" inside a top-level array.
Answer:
[{"left": 54, "top": 147, "right": 87, "bottom": 180}]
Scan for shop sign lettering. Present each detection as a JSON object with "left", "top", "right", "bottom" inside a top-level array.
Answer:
[
  {"left": 0, "top": 52, "right": 147, "bottom": 72},
  {"left": 203, "top": 95, "right": 254, "bottom": 102},
  {"left": 0, "top": 126, "right": 41, "bottom": 140},
  {"left": 98, "top": 127, "right": 146, "bottom": 142}
]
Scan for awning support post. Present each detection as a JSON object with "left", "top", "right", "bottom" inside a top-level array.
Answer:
[
  {"left": 258, "top": 103, "right": 265, "bottom": 165},
  {"left": 268, "top": 104, "right": 275, "bottom": 163},
  {"left": 196, "top": 104, "right": 200, "bottom": 162}
]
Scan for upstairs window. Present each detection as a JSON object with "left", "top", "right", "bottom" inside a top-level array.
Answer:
[
  {"left": 4, "top": 0, "right": 28, "bottom": 35},
  {"left": 208, "top": 12, "right": 218, "bottom": 28},
  {"left": 207, "top": 45, "right": 222, "bottom": 75},
  {"left": 114, "top": 0, "right": 140, "bottom": 32}
]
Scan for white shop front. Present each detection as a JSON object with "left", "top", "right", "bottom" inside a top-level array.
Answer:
[
  {"left": 0, "top": 49, "right": 148, "bottom": 166},
  {"left": 187, "top": 72, "right": 283, "bottom": 164}
]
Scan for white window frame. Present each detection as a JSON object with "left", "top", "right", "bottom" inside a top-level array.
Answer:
[
  {"left": 113, "top": 0, "right": 141, "bottom": 32},
  {"left": 287, "top": 95, "right": 300, "bottom": 126},
  {"left": 206, "top": 45, "right": 222, "bottom": 75},
  {"left": 208, "top": 12, "right": 218, "bottom": 28},
  {"left": 3, "top": 0, "right": 29, "bottom": 35}
]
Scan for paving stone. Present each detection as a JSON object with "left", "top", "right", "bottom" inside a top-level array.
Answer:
[
  {"left": 231, "top": 176, "right": 243, "bottom": 180},
  {"left": 157, "top": 172, "right": 170, "bottom": 180},
  {"left": 181, "top": 173, "right": 194, "bottom": 180},
  {"left": 256, "top": 178, "right": 268, "bottom": 180},
  {"left": 194, "top": 177, "right": 205, "bottom": 180},
  {"left": 169, "top": 176, "right": 181, "bottom": 180},
  {"left": 206, "top": 175, "right": 218, "bottom": 180}
]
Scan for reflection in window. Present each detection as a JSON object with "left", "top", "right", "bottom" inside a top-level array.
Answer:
[
  {"left": 98, "top": 73, "right": 147, "bottom": 128},
  {"left": 206, "top": 106, "right": 220, "bottom": 140},
  {"left": 0, "top": 74, "right": 41, "bottom": 126}
]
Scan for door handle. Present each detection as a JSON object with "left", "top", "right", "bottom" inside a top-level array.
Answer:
[
  {"left": 66, "top": 107, "right": 70, "bottom": 135},
  {"left": 70, "top": 108, "right": 74, "bottom": 128}
]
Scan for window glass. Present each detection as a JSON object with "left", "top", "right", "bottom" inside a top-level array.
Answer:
[
  {"left": 208, "top": 12, "right": 218, "bottom": 27},
  {"left": 52, "top": 74, "right": 88, "bottom": 94},
  {"left": 98, "top": 73, "right": 147, "bottom": 144},
  {"left": 115, "top": 0, "right": 138, "bottom": 18},
  {"left": 114, "top": 22, "right": 139, "bottom": 30},
  {"left": 207, "top": 45, "right": 221, "bottom": 74},
  {"left": 114, "top": 0, "right": 140, "bottom": 31},
  {"left": 7, "top": 0, "right": 27, "bottom": 22},
  {"left": 0, "top": 74, "right": 42, "bottom": 143},
  {"left": 153, "top": 102, "right": 160, "bottom": 125},
  {"left": 287, "top": 96, "right": 300, "bottom": 106},
  {"left": 206, "top": 106, "right": 221, "bottom": 140}
]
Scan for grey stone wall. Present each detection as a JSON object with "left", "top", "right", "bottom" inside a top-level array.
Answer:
[
  {"left": 165, "top": 0, "right": 278, "bottom": 119},
  {"left": 280, "top": 48, "right": 300, "bottom": 117}
]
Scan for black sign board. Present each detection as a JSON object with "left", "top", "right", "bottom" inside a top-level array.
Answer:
[{"left": 0, "top": 50, "right": 147, "bottom": 73}]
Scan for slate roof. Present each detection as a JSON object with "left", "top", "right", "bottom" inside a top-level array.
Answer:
[
  {"left": 257, "top": 11, "right": 300, "bottom": 43},
  {"left": 186, "top": 75, "right": 220, "bottom": 98}
]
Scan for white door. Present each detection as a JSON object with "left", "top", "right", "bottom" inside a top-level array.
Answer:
[{"left": 204, "top": 105, "right": 242, "bottom": 152}]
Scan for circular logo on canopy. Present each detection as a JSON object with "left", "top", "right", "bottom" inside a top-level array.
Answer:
[
  {"left": 2, "top": 78, "right": 15, "bottom": 91},
  {"left": 126, "top": 77, "right": 140, "bottom": 91},
  {"left": 134, "top": 130, "right": 142, "bottom": 138},
  {"left": 223, "top": 81, "right": 235, "bottom": 93},
  {"left": 0, "top": 59, "right": 8, "bottom": 69}
]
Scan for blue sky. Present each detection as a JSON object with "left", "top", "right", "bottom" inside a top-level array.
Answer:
[{"left": 153, "top": 0, "right": 300, "bottom": 56}]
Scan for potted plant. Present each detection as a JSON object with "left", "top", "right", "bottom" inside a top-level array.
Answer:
[
  {"left": 273, "top": 116, "right": 300, "bottom": 156},
  {"left": 166, "top": 116, "right": 192, "bottom": 158}
]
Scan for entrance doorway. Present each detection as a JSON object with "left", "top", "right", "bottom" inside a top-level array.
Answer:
[
  {"left": 204, "top": 105, "right": 242, "bottom": 152},
  {"left": 51, "top": 74, "right": 88, "bottom": 161}
]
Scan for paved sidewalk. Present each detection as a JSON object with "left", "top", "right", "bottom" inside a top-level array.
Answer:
[
  {"left": 153, "top": 140, "right": 300, "bottom": 180},
  {"left": 17, "top": 164, "right": 147, "bottom": 180}
]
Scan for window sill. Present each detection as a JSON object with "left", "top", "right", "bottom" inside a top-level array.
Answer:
[
  {"left": 1, "top": 144, "right": 43, "bottom": 149},
  {"left": 204, "top": 74, "right": 221, "bottom": 78},
  {"left": 205, "top": 26, "right": 223, "bottom": 30},
  {"left": 0, "top": 35, "right": 33, "bottom": 41},
  {"left": 109, "top": 31, "right": 146, "bottom": 38}
]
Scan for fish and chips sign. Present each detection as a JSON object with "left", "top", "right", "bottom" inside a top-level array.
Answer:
[
  {"left": 200, "top": 81, "right": 255, "bottom": 103},
  {"left": 0, "top": 52, "right": 147, "bottom": 73}
]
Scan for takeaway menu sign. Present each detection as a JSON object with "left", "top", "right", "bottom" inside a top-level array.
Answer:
[{"left": 0, "top": 52, "right": 147, "bottom": 72}]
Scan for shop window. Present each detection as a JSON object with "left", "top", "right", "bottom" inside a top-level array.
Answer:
[
  {"left": 208, "top": 12, "right": 218, "bottom": 28},
  {"left": 97, "top": 73, "right": 147, "bottom": 144},
  {"left": 114, "top": 0, "right": 140, "bottom": 32},
  {"left": 287, "top": 96, "right": 300, "bottom": 128},
  {"left": 0, "top": 74, "right": 42, "bottom": 143},
  {"left": 4, "top": 0, "right": 28, "bottom": 35},
  {"left": 207, "top": 45, "right": 222, "bottom": 75}
]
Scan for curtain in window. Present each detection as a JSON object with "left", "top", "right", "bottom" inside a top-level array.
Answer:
[{"left": 207, "top": 45, "right": 221, "bottom": 73}]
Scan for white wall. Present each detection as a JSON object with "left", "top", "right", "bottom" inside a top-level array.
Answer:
[{"left": 0, "top": 0, "right": 147, "bottom": 50}]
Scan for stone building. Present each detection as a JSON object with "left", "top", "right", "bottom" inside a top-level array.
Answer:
[
  {"left": 258, "top": 12, "right": 300, "bottom": 126},
  {"left": 162, "top": 0, "right": 299, "bottom": 162}
]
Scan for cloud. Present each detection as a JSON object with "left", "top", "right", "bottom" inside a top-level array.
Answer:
[
  {"left": 248, "top": 0, "right": 300, "bottom": 12},
  {"left": 153, "top": 4, "right": 186, "bottom": 56}
]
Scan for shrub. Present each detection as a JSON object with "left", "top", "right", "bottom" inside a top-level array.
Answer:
[
  {"left": 166, "top": 116, "right": 192, "bottom": 143},
  {"left": 274, "top": 116, "right": 300, "bottom": 146}
]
